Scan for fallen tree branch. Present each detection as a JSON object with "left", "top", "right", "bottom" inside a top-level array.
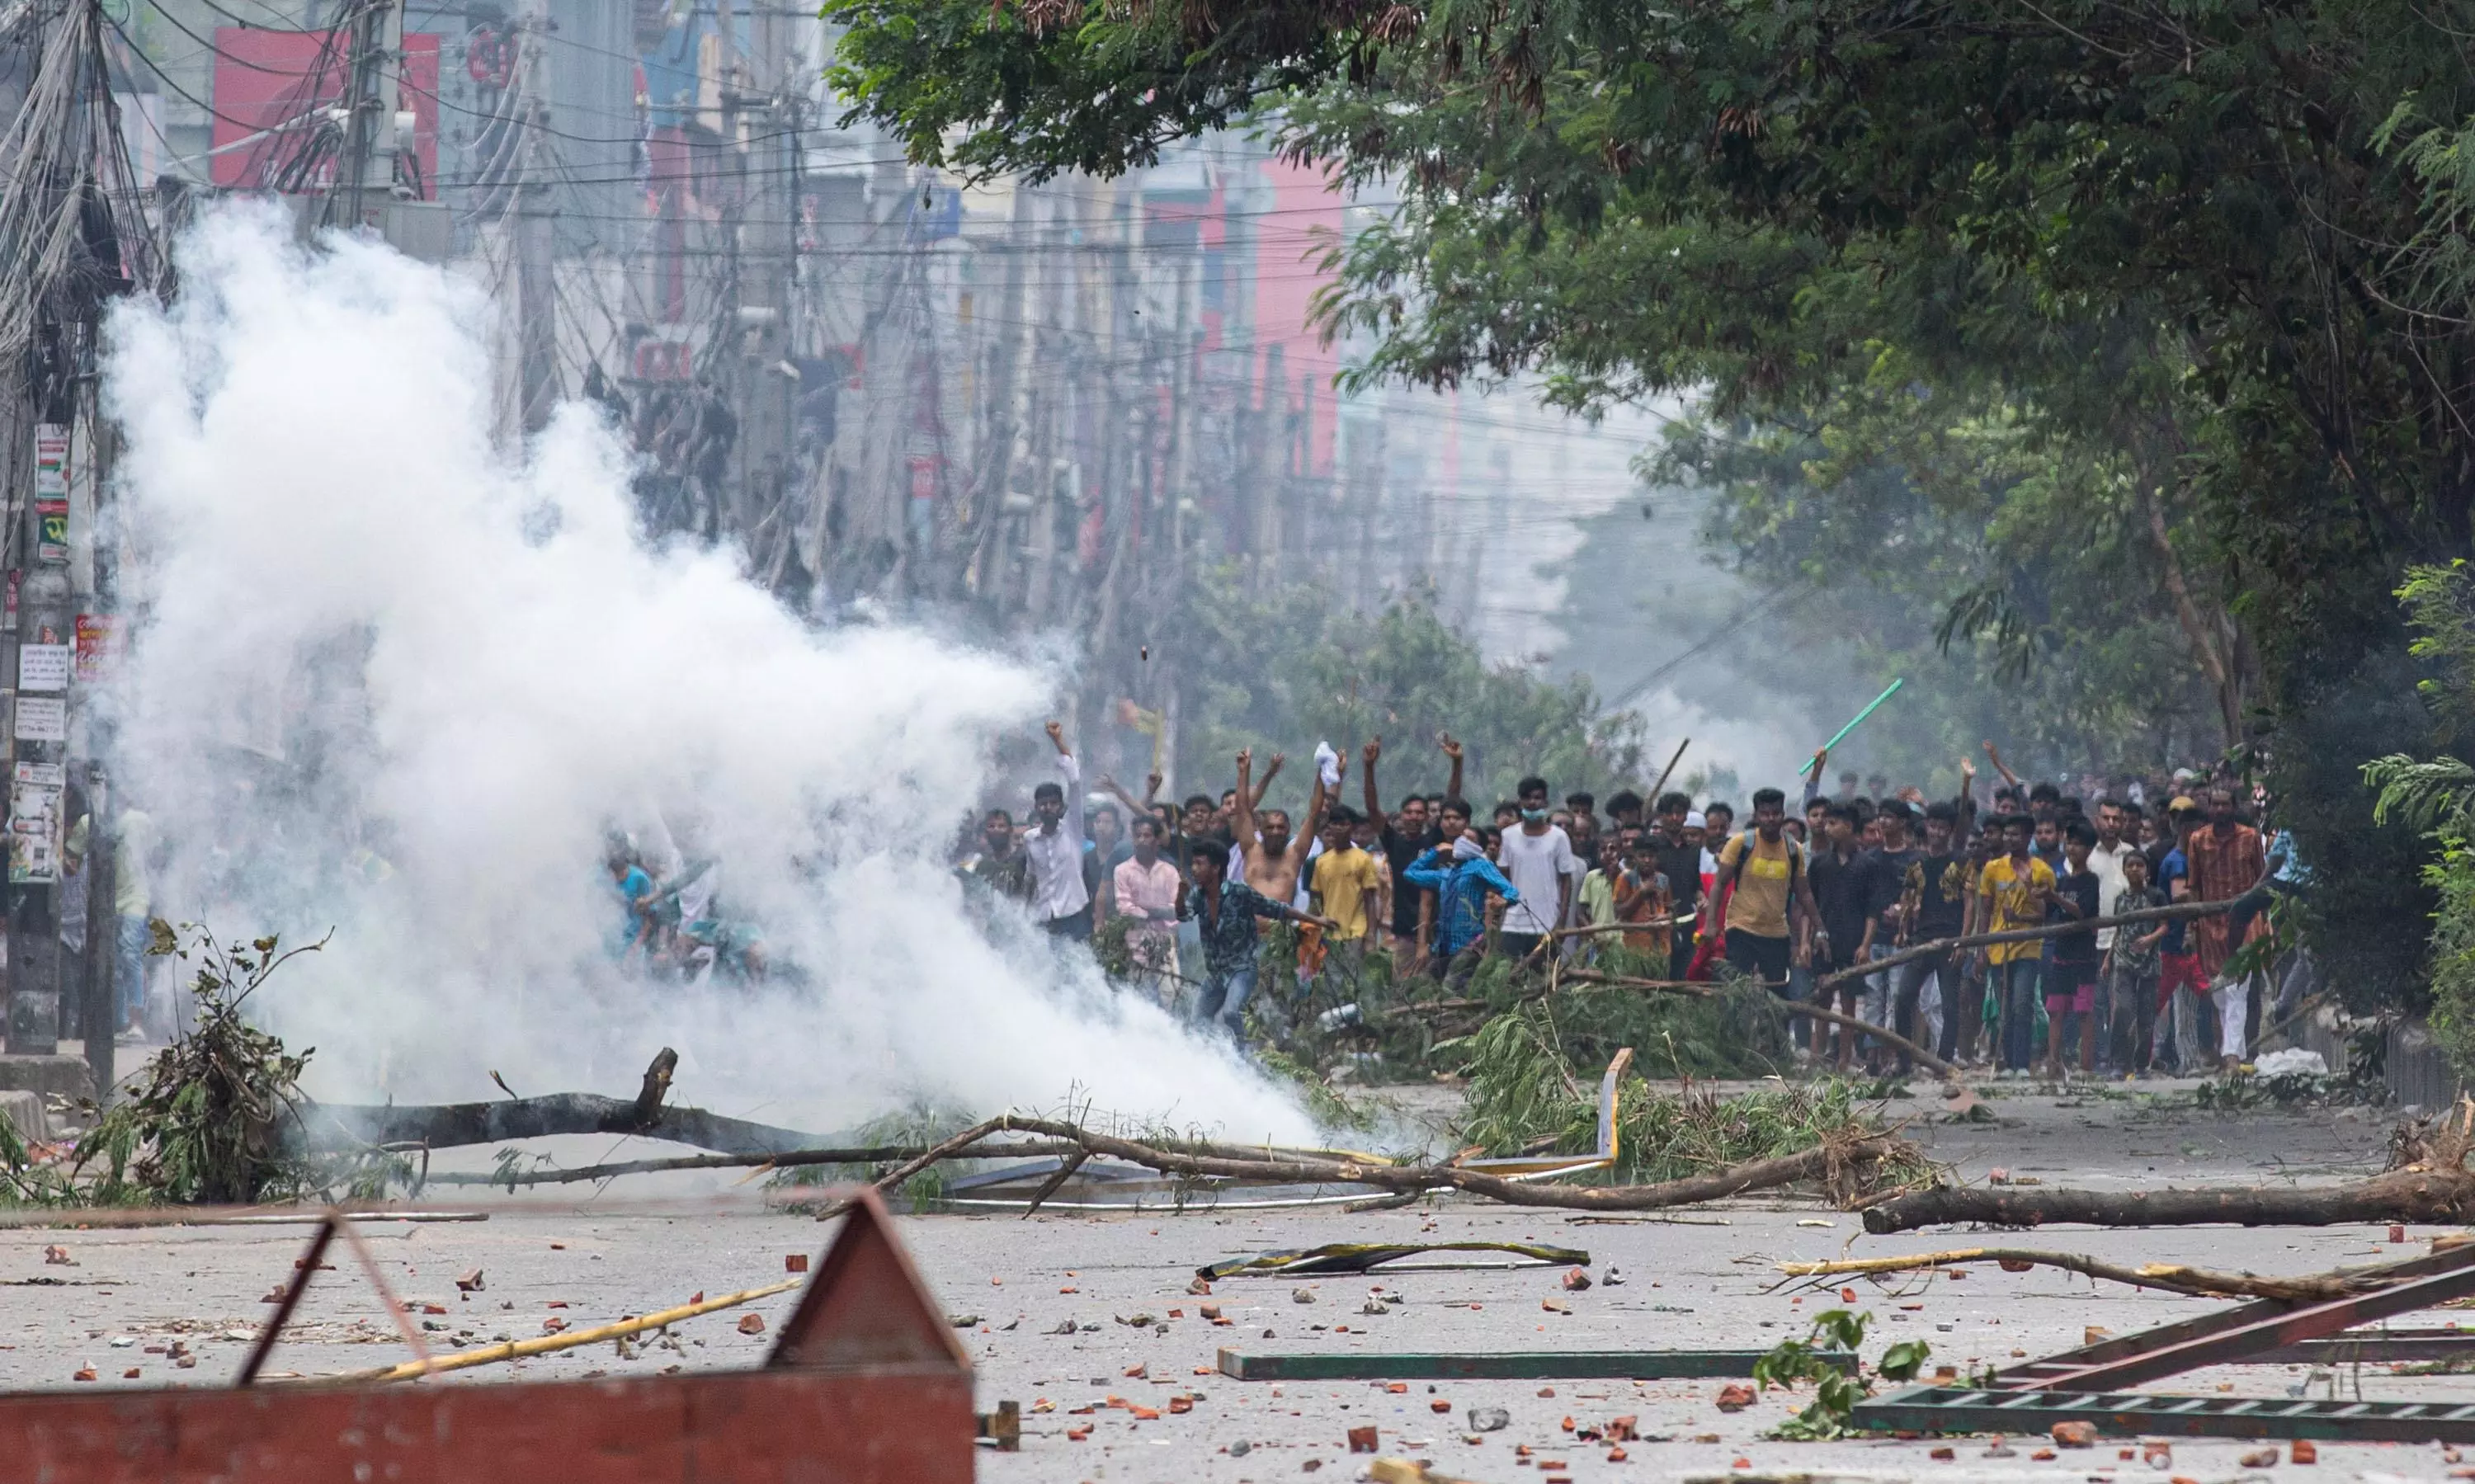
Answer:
[
  {"left": 978, "top": 1114, "right": 1910, "bottom": 1212},
  {"left": 1870, "top": 1100, "right": 2475, "bottom": 1232},
  {"left": 1776, "top": 1246, "right": 2383, "bottom": 1302},
  {"left": 1558, "top": 970, "right": 1960, "bottom": 1079},
  {"left": 1864, "top": 1166, "right": 2475, "bottom": 1232},
  {"left": 304, "top": 1048, "right": 825, "bottom": 1157},
  {"left": 418, "top": 1140, "right": 1091, "bottom": 1187}
]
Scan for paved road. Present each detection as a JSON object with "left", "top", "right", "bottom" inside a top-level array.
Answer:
[{"left": 0, "top": 1085, "right": 2458, "bottom": 1482}]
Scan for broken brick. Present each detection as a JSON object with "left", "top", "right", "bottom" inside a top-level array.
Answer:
[
  {"left": 736, "top": 1314, "right": 766, "bottom": 1335},
  {"left": 1169, "top": 1397, "right": 1194, "bottom": 1414},
  {"left": 2241, "top": 1449, "right": 2280, "bottom": 1468},
  {"left": 785, "top": 1254, "right": 809, "bottom": 1274},
  {"left": 1715, "top": 1383, "right": 1756, "bottom": 1411},
  {"left": 1931, "top": 1448, "right": 1956, "bottom": 1461},
  {"left": 1431, "top": 1399, "right": 1452, "bottom": 1413},
  {"left": 455, "top": 1270, "right": 485, "bottom": 1293},
  {"left": 2052, "top": 1420, "right": 2098, "bottom": 1449},
  {"left": 1347, "top": 1425, "right": 1379, "bottom": 1453},
  {"left": 1563, "top": 1269, "right": 1592, "bottom": 1291},
  {"left": 2291, "top": 1441, "right": 2318, "bottom": 1465}
]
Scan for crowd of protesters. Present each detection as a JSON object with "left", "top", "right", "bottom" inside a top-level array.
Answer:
[{"left": 947, "top": 726, "right": 2308, "bottom": 1079}]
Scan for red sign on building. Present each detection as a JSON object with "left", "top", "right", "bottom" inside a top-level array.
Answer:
[{"left": 209, "top": 30, "right": 441, "bottom": 198}]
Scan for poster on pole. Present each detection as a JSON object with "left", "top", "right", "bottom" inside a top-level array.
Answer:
[
  {"left": 34, "top": 498, "right": 67, "bottom": 564},
  {"left": 73, "top": 615, "right": 116, "bottom": 683},
  {"left": 33, "top": 425, "right": 67, "bottom": 496},
  {"left": 17, "top": 643, "right": 70, "bottom": 692},
  {"left": 8, "top": 761, "right": 64, "bottom": 883},
  {"left": 13, "top": 696, "right": 65, "bottom": 743}
]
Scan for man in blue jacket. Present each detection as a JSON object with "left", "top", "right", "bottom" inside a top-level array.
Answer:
[{"left": 1404, "top": 799, "right": 1522, "bottom": 984}]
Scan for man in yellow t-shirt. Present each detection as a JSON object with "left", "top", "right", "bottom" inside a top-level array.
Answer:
[
  {"left": 1308, "top": 808, "right": 1384, "bottom": 981},
  {"left": 1711, "top": 787, "right": 1823, "bottom": 993},
  {"left": 1976, "top": 813, "right": 2057, "bottom": 1076}
]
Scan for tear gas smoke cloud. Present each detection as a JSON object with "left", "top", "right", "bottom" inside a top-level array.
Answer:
[{"left": 97, "top": 205, "right": 1315, "bottom": 1144}]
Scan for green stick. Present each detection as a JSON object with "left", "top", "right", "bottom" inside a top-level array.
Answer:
[{"left": 1815, "top": 678, "right": 1903, "bottom": 758}]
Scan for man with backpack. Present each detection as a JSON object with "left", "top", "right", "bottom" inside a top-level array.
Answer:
[{"left": 1709, "top": 787, "right": 1824, "bottom": 1000}]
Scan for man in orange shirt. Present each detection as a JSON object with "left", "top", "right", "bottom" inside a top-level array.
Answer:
[{"left": 2184, "top": 784, "right": 2267, "bottom": 1070}]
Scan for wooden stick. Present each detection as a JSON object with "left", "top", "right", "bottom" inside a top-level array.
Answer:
[
  {"left": 286, "top": 1278, "right": 804, "bottom": 1386},
  {"left": 1816, "top": 899, "right": 2235, "bottom": 993},
  {"left": 1647, "top": 737, "right": 1691, "bottom": 802},
  {"left": 1775, "top": 1246, "right": 2380, "bottom": 1302}
]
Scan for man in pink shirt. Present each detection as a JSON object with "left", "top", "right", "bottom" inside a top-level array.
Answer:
[{"left": 1111, "top": 815, "right": 1185, "bottom": 1009}]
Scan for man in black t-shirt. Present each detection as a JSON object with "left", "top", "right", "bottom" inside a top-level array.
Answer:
[
  {"left": 1363, "top": 734, "right": 1461, "bottom": 968},
  {"left": 1897, "top": 799, "right": 1974, "bottom": 1067},
  {"left": 1865, "top": 799, "right": 1925, "bottom": 1072},
  {"left": 1651, "top": 791, "right": 1704, "bottom": 980},
  {"left": 1807, "top": 803, "right": 1879, "bottom": 1071}
]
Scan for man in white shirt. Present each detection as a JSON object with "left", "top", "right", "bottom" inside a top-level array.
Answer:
[
  {"left": 1496, "top": 775, "right": 1581, "bottom": 961},
  {"left": 2088, "top": 796, "right": 2135, "bottom": 961},
  {"left": 1024, "top": 720, "right": 1091, "bottom": 939}
]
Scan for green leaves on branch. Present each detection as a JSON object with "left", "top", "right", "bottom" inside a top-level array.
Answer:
[{"left": 1751, "top": 1307, "right": 1930, "bottom": 1440}]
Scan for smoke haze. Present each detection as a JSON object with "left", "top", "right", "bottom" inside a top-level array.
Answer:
[{"left": 98, "top": 205, "right": 1316, "bottom": 1144}]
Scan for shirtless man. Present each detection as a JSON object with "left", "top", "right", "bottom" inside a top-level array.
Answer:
[{"left": 1233, "top": 747, "right": 1327, "bottom": 904}]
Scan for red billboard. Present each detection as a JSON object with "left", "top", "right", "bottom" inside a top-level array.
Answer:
[{"left": 209, "top": 30, "right": 440, "bottom": 199}]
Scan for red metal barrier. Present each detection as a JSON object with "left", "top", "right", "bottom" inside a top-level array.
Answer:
[{"left": 0, "top": 1190, "right": 976, "bottom": 1482}]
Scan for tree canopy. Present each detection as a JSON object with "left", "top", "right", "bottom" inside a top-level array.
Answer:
[{"left": 823, "top": 0, "right": 2475, "bottom": 1006}]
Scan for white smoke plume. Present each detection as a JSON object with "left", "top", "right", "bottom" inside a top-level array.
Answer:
[{"left": 97, "top": 205, "right": 1314, "bottom": 1144}]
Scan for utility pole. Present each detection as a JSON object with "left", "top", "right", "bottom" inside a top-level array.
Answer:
[
  {"left": 511, "top": 7, "right": 555, "bottom": 434},
  {"left": 729, "top": 0, "right": 797, "bottom": 546},
  {"left": 330, "top": 0, "right": 403, "bottom": 233}
]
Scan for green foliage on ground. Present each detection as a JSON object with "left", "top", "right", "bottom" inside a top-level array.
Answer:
[
  {"left": 1452, "top": 1000, "right": 1928, "bottom": 1188},
  {"left": 1754, "top": 1308, "right": 1930, "bottom": 1440},
  {"left": 76, "top": 925, "right": 328, "bottom": 1204}
]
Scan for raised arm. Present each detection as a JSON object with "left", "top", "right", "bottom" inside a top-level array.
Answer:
[
  {"left": 1362, "top": 736, "right": 1385, "bottom": 824},
  {"left": 1251, "top": 752, "right": 1285, "bottom": 808},
  {"left": 1803, "top": 747, "right": 1829, "bottom": 808},
  {"left": 1957, "top": 755, "right": 1978, "bottom": 829},
  {"left": 1982, "top": 740, "right": 2021, "bottom": 791},
  {"left": 1096, "top": 772, "right": 1151, "bottom": 820},
  {"left": 1233, "top": 749, "right": 1257, "bottom": 850},
  {"left": 1291, "top": 766, "right": 1333, "bottom": 869},
  {"left": 1047, "top": 720, "right": 1083, "bottom": 840},
  {"left": 1438, "top": 732, "right": 1464, "bottom": 803}
]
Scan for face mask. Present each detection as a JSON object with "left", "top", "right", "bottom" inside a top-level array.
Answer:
[
  {"left": 1451, "top": 835, "right": 1484, "bottom": 861},
  {"left": 1521, "top": 808, "right": 1548, "bottom": 823}
]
